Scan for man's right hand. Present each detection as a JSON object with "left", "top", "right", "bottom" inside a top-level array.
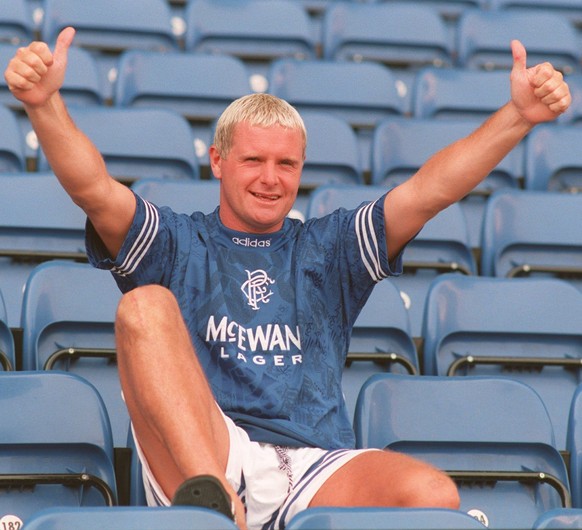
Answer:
[{"left": 4, "top": 27, "right": 75, "bottom": 107}]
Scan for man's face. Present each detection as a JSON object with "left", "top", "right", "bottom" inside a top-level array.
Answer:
[{"left": 210, "top": 122, "right": 304, "bottom": 234}]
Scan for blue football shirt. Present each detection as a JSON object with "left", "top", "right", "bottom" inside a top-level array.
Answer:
[{"left": 86, "top": 192, "right": 402, "bottom": 449}]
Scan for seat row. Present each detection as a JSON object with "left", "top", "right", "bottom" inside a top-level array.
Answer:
[{"left": 3, "top": 369, "right": 582, "bottom": 528}]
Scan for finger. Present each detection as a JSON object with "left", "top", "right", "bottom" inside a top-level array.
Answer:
[
  {"left": 53, "top": 27, "right": 76, "bottom": 62},
  {"left": 511, "top": 39, "right": 527, "bottom": 74}
]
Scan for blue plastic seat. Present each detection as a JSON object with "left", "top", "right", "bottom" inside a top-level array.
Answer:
[
  {"left": 306, "top": 185, "right": 475, "bottom": 338},
  {"left": 268, "top": 58, "right": 405, "bottom": 172},
  {"left": 533, "top": 508, "right": 582, "bottom": 528},
  {"left": 287, "top": 506, "right": 487, "bottom": 529},
  {"left": 0, "top": 105, "right": 26, "bottom": 173},
  {"left": 413, "top": 67, "right": 509, "bottom": 120},
  {"left": 457, "top": 9, "right": 580, "bottom": 74},
  {"left": 25, "top": 506, "right": 238, "bottom": 530},
  {"left": 567, "top": 385, "right": 582, "bottom": 509},
  {"left": 525, "top": 124, "right": 582, "bottom": 192},
  {"left": 480, "top": 190, "right": 582, "bottom": 289},
  {"left": 490, "top": 0, "right": 582, "bottom": 26},
  {"left": 41, "top": 0, "right": 179, "bottom": 102},
  {"left": 0, "top": 173, "right": 87, "bottom": 327},
  {"left": 0, "top": 290, "right": 14, "bottom": 371},
  {"left": 0, "top": 371, "right": 117, "bottom": 524},
  {"left": 343, "top": 279, "right": 418, "bottom": 424},
  {"left": 422, "top": 274, "right": 582, "bottom": 451},
  {"left": 38, "top": 107, "right": 200, "bottom": 182},
  {"left": 322, "top": 3, "right": 452, "bottom": 68},
  {"left": 0, "top": 0, "right": 35, "bottom": 45},
  {"left": 184, "top": 0, "right": 316, "bottom": 92},
  {"left": 355, "top": 374, "right": 571, "bottom": 529},
  {"left": 115, "top": 50, "right": 251, "bottom": 166},
  {"left": 370, "top": 0, "right": 486, "bottom": 20},
  {"left": 560, "top": 73, "right": 582, "bottom": 124},
  {"left": 131, "top": 178, "right": 221, "bottom": 215},
  {"left": 21, "top": 261, "right": 128, "bottom": 447}
]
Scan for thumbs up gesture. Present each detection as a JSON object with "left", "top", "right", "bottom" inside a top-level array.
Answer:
[
  {"left": 510, "top": 39, "right": 571, "bottom": 124},
  {"left": 4, "top": 27, "right": 76, "bottom": 107}
]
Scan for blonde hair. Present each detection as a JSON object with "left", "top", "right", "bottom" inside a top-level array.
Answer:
[{"left": 213, "top": 93, "right": 307, "bottom": 158}]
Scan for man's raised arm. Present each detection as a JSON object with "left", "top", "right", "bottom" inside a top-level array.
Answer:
[
  {"left": 4, "top": 27, "right": 135, "bottom": 258},
  {"left": 383, "top": 39, "right": 571, "bottom": 262}
]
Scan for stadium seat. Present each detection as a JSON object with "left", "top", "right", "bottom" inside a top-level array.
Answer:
[
  {"left": 533, "top": 508, "right": 582, "bottom": 529},
  {"left": 457, "top": 9, "right": 580, "bottom": 74},
  {"left": 38, "top": 107, "right": 200, "bottom": 182},
  {"left": 354, "top": 374, "right": 571, "bottom": 529},
  {"left": 131, "top": 178, "right": 221, "bottom": 214},
  {"left": 560, "top": 73, "right": 582, "bottom": 124},
  {"left": 20, "top": 261, "right": 128, "bottom": 447},
  {"left": 567, "top": 386, "right": 582, "bottom": 508},
  {"left": 343, "top": 279, "right": 418, "bottom": 424},
  {"left": 480, "top": 190, "right": 582, "bottom": 289},
  {"left": 0, "top": 0, "right": 35, "bottom": 45},
  {"left": 184, "top": 0, "right": 316, "bottom": 93},
  {"left": 25, "top": 506, "right": 238, "bottom": 530},
  {"left": 370, "top": 115, "right": 522, "bottom": 247},
  {"left": 41, "top": 0, "right": 179, "bottom": 101},
  {"left": 115, "top": 50, "right": 252, "bottom": 167},
  {"left": 0, "top": 290, "right": 14, "bottom": 371},
  {"left": 412, "top": 67, "right": 510, "bottom": 120},
  {"left": 286, "top": 506, "right": 487, "bottom": 529},
  {"left": 306, "top": 185, "right": 475, "bottom": 338},
  {"left": 370, "top": 0, "right": 486, "bottom": 21},
  {"left": 524, "top": 124, "right": 582, "bottom": 192},
  {"left": 0, "top": 371, "right": 117, "bottom": 525},
  {"left": 268, "top": 58, "right": 405, "bottom": 172},
  {"left": 0, "top": 105, "right": 26, "bottom": 173},
  {"left": 0, "top": 173, "right": 86, "bottom": 327},
  {"left": 490, "top": 0, "right": 582, "bottom": 27},
  {"left": 422, "top": 274, "right": 582, "bottom": 451}
]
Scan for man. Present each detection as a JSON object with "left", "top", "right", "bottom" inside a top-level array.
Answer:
[{"left": 5, "top": 27, "right": 570, "bottom": 530}]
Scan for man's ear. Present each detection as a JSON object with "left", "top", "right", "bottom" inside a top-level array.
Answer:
[{"left": 208, "top": 145, "right": 222, "bottom": 180}]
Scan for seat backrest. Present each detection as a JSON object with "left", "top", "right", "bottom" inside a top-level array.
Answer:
[
  {"left": 268, "top": 59, "right": 405, "bottom": 128},
  {"left": 413, "top": 67, "right": 509, "bottom": 119},
  {"left": 533, "top": 508, "right": 582, "bottom": 529},
  {"left": 457, "top": 9, "right": 580, "bottom": 73},
  {"left": 525, "top": 124, "right": 582, "bottom": 192},
  {"left": 371, "top": 116, "right": 523, "bottom": 189},
  {"left": 21, "top": 261, "right": 127, "bottom": 446},
  {"left": 0, "top": 289, "right": 14, "bottom": 371},
  {"left": 354, "top": 373, "right": 570, "bottom": 528},
  {"left": 422, "top": 274, "right": 582, "bottom": 450},
  {"left": 0, "top": 371, "right": 117, "bottom": 524},
  {"left": 286, "top": 506, "right": 487, "bottom": 530},
  {"left": 490, "top": 0, "right": 582, "bottom": 26},
  {"left": 38, "top": 107, "right": 200, "bottom": 182},
  {"left": 567, "top": 385, "right": 582, "bottom": 509},
  {"left": 322, "top": 2, "right": 452, "bottom": 68},
  {"left": 0, "top": 0, "right": 34, "bottom": 45},
  {"left": 301, "top": 112, "right": 363, "bottom": 188},
  {"left": 480, "top": 189, "right": 582, "bottom": 279},
  {"left": 131, "top": 178, "right": 220, "bottom": 214},
  {"left": 115, "top": 50, "right": 251, "bottom": 122},
  {"left": 184, "top": 0, "right": 315, "bottom": 61},
  {"left": 25, "top": 506, "right": 238, "bottom": 530},
  {"left": 41, "top": 0, "right": 178, "bottom": 52},
  {"left": 0, "top": 105, "right": 25, "bottom": 173}
]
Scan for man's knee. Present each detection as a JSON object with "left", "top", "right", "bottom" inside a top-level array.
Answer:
[
  {"left": 403, "top": 466, "right": 460, "bottom": 510},
  {"left": 116, "top": 284, "right": 178, "bottom": 335}
]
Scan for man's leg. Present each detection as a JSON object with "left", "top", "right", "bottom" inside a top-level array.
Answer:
[
  {"left": 309, "top": 450, "right": 460, "bottom": 509},
  {"left": 115, "top": 285, "right": 247, "bottom": 529}
]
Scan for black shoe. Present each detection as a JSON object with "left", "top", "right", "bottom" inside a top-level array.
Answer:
[{"left": 171, "top": 475, "right": 235, "bottom": 521}]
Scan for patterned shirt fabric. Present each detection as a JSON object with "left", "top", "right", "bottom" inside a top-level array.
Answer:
[{"left": 86, "top": 191, "right": 402, "bottom": 450}]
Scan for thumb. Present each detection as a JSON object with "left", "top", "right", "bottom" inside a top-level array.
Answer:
[
  {"left": 511, "top": 39, "right": 527, "bottom": 73},
  {"left": 53, "top": 27, "right": 76, "bottom": 61}
]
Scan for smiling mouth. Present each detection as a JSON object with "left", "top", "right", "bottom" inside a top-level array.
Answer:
[{"left": 252, "top": 192, "right": 279, "bottom": 201}]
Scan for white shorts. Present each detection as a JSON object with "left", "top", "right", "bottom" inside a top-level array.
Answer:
[{"left": 134, "top": 412, "right": 379, "bottom": 530}]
